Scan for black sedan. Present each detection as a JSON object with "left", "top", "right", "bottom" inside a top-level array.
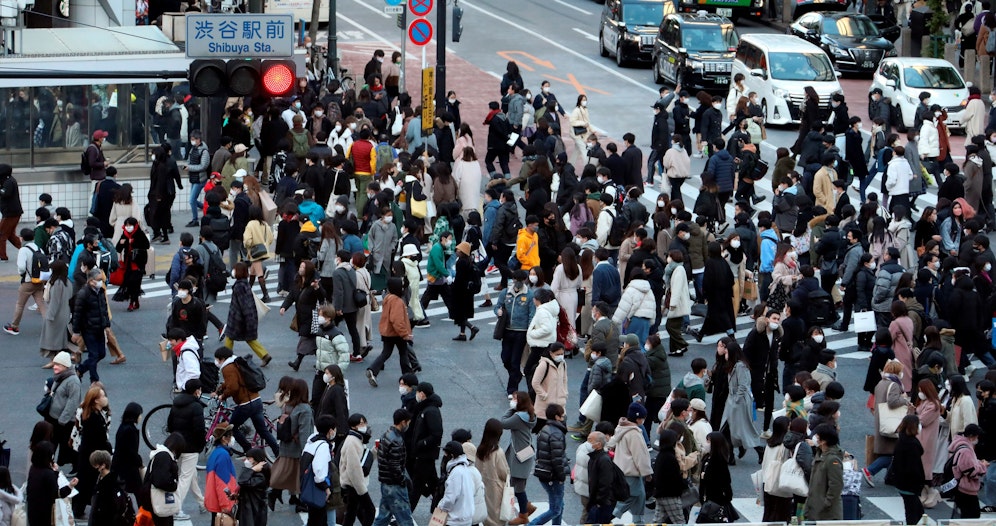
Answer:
[{"left": 789, "top": 11, "right": 898, "bottom": 75}]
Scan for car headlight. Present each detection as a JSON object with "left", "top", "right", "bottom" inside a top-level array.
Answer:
[
  {"left": 688, "top": 60, "right": 703, "bottom": 71},
  {"left": 625, "top": 33, "right": 639, "bottom": 42},
  {"left": 829, "top": 45, "right": 848, "bottom": 57},
  {"left": 774, "top": 88, "right": 790, "bottom": 100},
  {"left": 886, "top": 48, "right": 898, "bottom": 57}
]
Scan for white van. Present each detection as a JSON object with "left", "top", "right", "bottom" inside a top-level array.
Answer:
[{"left": 731, "top": 34, "right": 843, "bottom": 126}]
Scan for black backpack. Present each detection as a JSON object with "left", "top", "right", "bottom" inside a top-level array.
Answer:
[
  {"left": 606, "top": 207, "right": 630, "bottom": 247},
  {"left": 199, "top": 358, "right": 219, "bottom": 393},
  {"left": 209, "top": 217, "right": 231, "bottom": 249},
  {"left": 26, "top": 245, "right": 50, "bottom": 284},
  {"left": 204, "top": 244, "right": 228, "bottom": 294},
  {"left": 80, "top": 144, "right": 94, "bottom": 175},
  {"left": 610, "top": 461, "right": 630, "bottom": 502},
  {"left": 940, "top": 444, "right": 972, "bottom": 498},
  {"left": 503, "top": 209, "right": 522, "bottom": 242},
  {"left": 235, "top": 354, "right": 267, "bottom": 392},
  {"left": 111, "top": 483, "right": 135, "bottom": 526},
  {"left": 806, "top": 289, "right": 837, "bottom": 327},
  {"left": 277, "top": 413, "right": 295, "bottom": 442}
]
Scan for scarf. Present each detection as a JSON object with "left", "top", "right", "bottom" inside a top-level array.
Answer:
[{"left": 483, "top": 109, "right": 500, "bottom": 125}]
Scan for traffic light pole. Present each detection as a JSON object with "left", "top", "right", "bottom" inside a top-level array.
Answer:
[
  {"left": 399, "top": 10, "right": 407, "bottom": 94},
  {"left": 435, "top": 2, "right": 445, "bottom": 113},
  {"left": 326, "top": 0, "right": 339, "bottom": 83}
]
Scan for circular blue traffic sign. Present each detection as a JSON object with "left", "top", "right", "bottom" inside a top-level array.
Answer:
[
  {"left": 385, "top": 0, "right": 403, "bottom": 5},
  {"left": 408, "top": 18, "right": 433, "bottom": 46},
  {"left": 408, "top": 0, "right": 432, "bottom": 17}
]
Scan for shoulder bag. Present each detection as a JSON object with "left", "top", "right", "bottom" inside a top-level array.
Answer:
[
  {"left": 149, "top": 454, "right": 181, "bottom": 517},
  {"left": 876, "top": 382, "right": 907, "bottom": 438},
  {"left": 774, "top": 442, "right": 809, "bottom": 497}
]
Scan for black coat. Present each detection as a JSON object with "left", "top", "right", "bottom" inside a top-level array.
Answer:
[
  {"left": 651, "top": 112, "right": 670, "bottom": 151},
  {"left": 137, "top": 451, "right": 178, "bottom": 513},
  {"left": 536, "top": 223, "right": 567, "bottom": 277},
  {"left": 167, "top": 393, "right": 207, "bottom": 454},
  {"left": 700, "top": 257, "right": 735, "bottom": 335},
  {"left": 93, "top": 179, "right": 121, "bottom": 237},
  {"left": 281, "top": 283, "right": 326, "bottom": 337},
  {"left": 112, "top": 422, "right": 143, "bottom": 494},
  {"left": 700, "top": 107, "right": 723, "bottom": 144},
  {"left": 27, "top": 465, "right": 70, "bottom": 526},
  {"left": 700, "top": 453, "right": 732, "bottom": 505},
  {"left": 76, "top": 412, "right": 113, "bottom": 511},
  {"left": 318, "top": 383, "right": 349, "bottom": 440},
  {"left": 89, "top": 471, "right": 131, "bottom": 525},
  {"left": 654, "top": 448, "right": 684, "bottom": 498},
  {"left": 0, "top": 174, "right": 22, "bottom": 217},
  {"left": 586, "top": 448, "right": 616, "bottom": 508},
  {"left": 226, "top": 279, "right": 259, "bottom": 341},
  {"left": 237, "top": 467, "right": 271, "bottom": 526},
  {"left": 887, "top": 434, "right": 925, "bottom": 491},
  {"left": 534, "top": 420, "right": 569, "bottom": 483},
  {"left": 72, "top": 284, "right": 111, "bottom": 335},
  {"left": 409, "top": 393, "right": 443, "bottom": 461},
  {"left": 452, "top": 256, "right": 479, "bottom": 324}
]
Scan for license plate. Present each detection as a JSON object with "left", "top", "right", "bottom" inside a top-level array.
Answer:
[
  {"left": 715, "top": 76, "right": 730, "bottom": 84},
  {"left": 716, "top": 7, "right": 732, "bottom": 16},
  {"left": 862, "top": 61, "right": 875, "bottom": 68}
]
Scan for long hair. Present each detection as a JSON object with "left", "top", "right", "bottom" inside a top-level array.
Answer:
[
  {"left": 477, "top": 418, "right": 503, "bottom": 461},
  {"left": 561, "top": 248, "right": 580, "bottom": 281},
  {"left": 706, "top": 431, "right": 730, "bottom": 464},
  {"left": 917, "top": 379, "right": 942, "bottom": 413},
  {"left": 296, "top": 260, "right": 317, "bottom": 289},
  {"left": 512, "top": 391, "right": 535, "bottom": 419},
  {"left": 718, "top": 337, "right": 746, "bottom": 375},
  {"left": 81, "top": 384, "right": 106, "bottom": 421}
]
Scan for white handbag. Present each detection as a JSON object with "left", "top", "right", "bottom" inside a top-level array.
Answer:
[
  {"left": 763, "top": 446, "right": 790, "bottom": 497},
  {"left": 775, "top": 443, "right": 810, "bottom": 497},
  {"left": 149, "top": 455, "right": 181, "bottom": 517},
  {"left": 579, "top": 390, "right": 603, "bottom": 421},
  {"left": 876, "top": 382, "right": 907, "bottom": 438},
  {"left": 854, "top": 310, "right": 876, "bottom": 333},
  {"left": 499, "top": 476, "right": 518, "bottom": 521}
]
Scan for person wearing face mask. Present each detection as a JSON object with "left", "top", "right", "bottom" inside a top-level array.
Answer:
[
  {"left": 365, "top": 277, "right": 415, "bottom": 388},
  {"left": 698, "top": 96, "right": 723, "bottom": 157},
  {"left": 948, "top": 423, "right": 989, "bottom": 518},
  {"left": 530, "top": 342, "right": 569, "bottom": 432},
  {"left": 495, "top": 270, "right": 537, "bottom": 396},
  {"left": 742, "top": 309, "right": 783, "bottom": 431},
  {"left": 443, "top": 90, "right": 463, "bottom": 130},
  {"left": 269, "top": 378, "right": 314, "bottom": 513},
  {"left": 166, "top": 379, "right": 207, "bottom": 515},
  {"left": 372, "top": 410, "right": 415, "bottom": 526},
  {"left": 183, "top": 130, "right": 211, "bottom": 227},
  {"left": 568, "top": 95, "right": 593, "bottom": 167},
  {"left": 661, "top": 133, "right": 691, "bottom": 201},
  {"left": 222, "top": 262, "right": 272, "bottom": 365},
  {"left": 367, "top": 206, "right": 398, "bottom": 293},
  {"left": 71, "top": 269, "right": 112, "bottom": 382},
  {"left": 166, "top": 328, "right": 201, "bottom": 394},
  {"left": 234, "top": 448, "right": 270, "bottom": 526},
  {"left": 338, "top": 413, "right": 376, "bottom": 526},
  {"left": 865, "top": 359, "right": 911, "bottom": 486},
  {"left": 204, "top": 423, "right": 239, "bottom": 523}
]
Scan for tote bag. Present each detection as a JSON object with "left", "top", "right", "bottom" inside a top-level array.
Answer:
[
  {"left": 876, "top": 383, "right": 906, "bottom": 438},
  {"left": 148, "top": 455, "right": 181, "bottom": 517},
  {"left": 254, "top": 292, "right": 271, "bottom": 319},
  {"left": 854, "top": 311, "right": 876, "bottom": 333},
  {"left": 410, "top": 198, "right": 428, "bottom": 219},
  {"left": 579, "top": 390, "right": 603, "bottom": 421},
  {"left": 775, "top": 443, "right": 809, "bottom": 497},
  {"left": 499, "top": 477, "right": 518, "bottom": 521}
]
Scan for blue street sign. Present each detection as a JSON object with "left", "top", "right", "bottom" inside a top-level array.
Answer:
[
  {"left": 408, "top": 0, "right": 432, "bottom": 17},
  {"left": 385, "top": 0, "right": 403, "bottom": 5},
  {"left": 408, "top": 17, "right": 433, "bottom": 46},
  {"left": 185, "top": 13, "right": 294, "bottom": 59}
]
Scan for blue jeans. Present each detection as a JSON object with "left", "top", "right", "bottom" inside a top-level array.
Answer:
[
  {"left": 188, "top": 182, "right": 204, "bottom": 221},
  {"left": 625, "top": 317, "right": 650, "bottom": 347},
  {"left": 372, "top": 484, "right": 414, "bottom": 526},
  {"left": 867, "top": 454, "right": 893, "bottom": 476},
  {"left": 529, "top": 481, "right": 564, "bottom": 525},
  {"left": 589, "top": 504, "right": 614, "bottom": 523},
  {"left": 78, "top": 331, "right": 106, "bottom": 382},
  {"left": 229, "top": 398, "right": 279, "bottom": 456}
]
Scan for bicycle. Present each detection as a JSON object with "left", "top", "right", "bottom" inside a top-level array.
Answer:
[
  {"left": 142, "top": 395, "right": 278, "bottom": 469},
  {"left": 306, "top": 43, "right": 353, "bottom": 94}
]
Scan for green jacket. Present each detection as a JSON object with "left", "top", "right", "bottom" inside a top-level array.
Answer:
[
  {"left": 677, "top": 372, "right": 707, "bottom": 402},
  {"left": 426, "top": 242, "right": 449, "bottom": 281},
  {"left": 805, "top": 444, "right": 844, "bottom": 521},
  {"left": 645, "top": 343, "right": 672, "bottom": 399}
]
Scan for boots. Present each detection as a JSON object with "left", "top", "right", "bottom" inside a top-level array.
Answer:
[
  {"left": 267, "top": 490, "right": 281, "bottom": 511},
  {"left": 259, "top": 278, "right": 270, "bottom": 303},
  {"left": 755, "top": 446, "right": 765, "bottom": 464},
  {"left": 288, "top": 354, "right": 303, "bottom": 372},
  {"left": 526, "top": 502, "right": 536, "bottom": 515},
  {"left": 508, "top": 514, "right": 529, "bottom": 525}
]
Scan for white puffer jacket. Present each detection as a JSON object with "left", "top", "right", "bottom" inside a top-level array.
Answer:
[
  {"left": 612, "top": 278, "right": 657, "bottom": 325},
  {"left": 527, "top": 299, "right": 561, "bottom": 347}
]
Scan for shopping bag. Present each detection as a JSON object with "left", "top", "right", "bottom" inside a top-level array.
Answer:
[
  {"left": 254, "top": 292, "right": 271, "bottom": 319},
  {"left": 742, "top": 278, "right": 758, "bottom": 301},
  {"left": 579, "top": 390, "right": 603, "bottom": 421},
  {"left": 260, "top": 191, "right": 278, "bottom": 224},
  {"left": 864, "top": 434, "right": 877, "bottom": 467},
  {"left": 854, "top": 311, "right": 876, "bottom": 333},
  {"left": 499, "top": 477, "right": 518, "bottom": 521},
  {"left": 428, "top": 507, "right": 448, "bottom": 526},
  {"left": 774, "top": 443, "right": 809, "bottom": 497}
]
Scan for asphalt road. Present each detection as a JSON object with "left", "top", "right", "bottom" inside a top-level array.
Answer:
[{"left": 0, "top": 0, "right": 990, "bottom": 524}]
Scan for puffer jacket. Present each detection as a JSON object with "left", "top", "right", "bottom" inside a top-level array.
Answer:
[
  {"left": 533, "top": 420, "right": 570, "bottom": 483},
  {"left": 645, "top": 342, "right": 672, "bottom": 399},
  {"left": 706, "top": 149, "right": 736, "bottom": 192},
  {"left": 687, "top": 222, "right": 708, "bottom": 271},
  {"left": 72, "top": 284, "right": 111, "bottom": 335},
  {"left": 377, "top": 426, "right": 407, "bottom": 486},
  {"left": 527, "top": 299, "right": 560, "bottom": 347},
  {"left": 872, "top": 261, "right": 905, "bottom": 313},
  {"left": 611, "top": 278, "right": 657, "bottom": 325},
  {"left": 572, "top": 441, "right": 593, "bottom": 497},
  {"left": 167, "top": 393, "right": 206, "bottom": 454},
  {"left": 497, "top": 285, "right": 535, "bottom": 331}
]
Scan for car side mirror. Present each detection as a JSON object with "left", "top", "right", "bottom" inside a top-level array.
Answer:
[
  {"left": 678, "top": 47, "right": 687, "bottom": 54},
  {"left": 885, "top": 79, "right": 896, "bottom": 88},
  {"left": 835, "top": 70, "right": 842, "bottom": 78},
  {"left": 749, "top": 68, "right": 767, "bottom": 80}
]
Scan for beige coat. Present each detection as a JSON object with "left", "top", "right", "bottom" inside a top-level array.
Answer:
[
  {"left": 476, "top": 448, "right": 510, "bottom": 526},
  {"left": 339, "top": 433, "right": 370, "bottom": 495},
  {"left": 964, "top": 98, "right": 988, "bottom": 139},
  {"left": 531, "top": 356, "right": 568, "bottom": 419},
  {"left": 609, "top": 421, "right": 653, "bottom": 477},
  {"left": 109, "top": 201, "right": 142, "bottom": 245},
  {"left": 242, "top": 220, "right": 274, "bottom": 261},
  {"left": 812, "top": 166, "right": 837, "bottom": 211}
]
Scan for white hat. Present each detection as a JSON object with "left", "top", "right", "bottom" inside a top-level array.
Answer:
[
  {"left": 233, "top": 169, "right": 247, "bottom": 179},
  {"left": 402, "top": 244, "right": 419, "bottom": 258},
  {"left": 52, "top": 351, "right": 73, "bottom": 369},
  {"left": 689, "top": 398, "right": 707, "bottom": 412},
  {"left": 233, "top": 143, "right": 248, "bottom": 154}
]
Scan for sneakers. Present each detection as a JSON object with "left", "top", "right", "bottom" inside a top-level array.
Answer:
[
  {"left": 175, "top": 512, "right": 190, "bottom": 521},
  {"left": 3, "top": 324, "right": 18, "bottom": 335},
  {"left": 349, "top": 355, "right": 364, "bottom": 363},
  {"left": 486, "top": 264, "right": 498, "bottom": 274},
  {"left": 185, "top": 220, "right": 200, "bottom": 228},
  {"left": 453, "top": 334, "right": 467, "bottom": 341},
  {"left": 415, "top": 320, "right": 431, "bottom": 328},
  {"left": 862, "top": 467, "right": 875, "bottom": 487},
  {"left": 28, "top": 303, "right": 37, "bottom": 311},
  {"left": 668, "top": 348, "right": 687, "bottom": 357},
  {"left": 570, "top": 433, "right": 587, "bottom": 442},
  {"left": 366, "top": 369, "right": 378, "bottom": 387},
  {"left": 218, "top": 324, "right": 227, "bottom": 341}
]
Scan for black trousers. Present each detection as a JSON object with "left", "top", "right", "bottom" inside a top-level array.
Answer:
[
  {"left": 408, "top": 458, "right": 438, "bottom": 511},
  {"left": 368, "top": 336, "right": 414, "bottom": 376},
  {"left": 955, "top": 490, "right": 980, "bottom": 519},
  {"left": 493, "top": 244, "right": 514, "bottom": 289},
  {"left": 336, "top": 311, "right": 361, "bottom": 356},
  {"left": 420, "top": 283, "right": 453, "bottom": 317},
  {"left": 901, "top": 492, "right": 924, "bottom": 524},
  {"left": 342, "top": 485, "right": 376, "bottom": 526}
]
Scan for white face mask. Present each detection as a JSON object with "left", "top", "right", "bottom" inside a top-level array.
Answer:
[
  {"left": 644, "top": 344, "right": 651, "bottom": 352},
  {"left": 231, "top": 269, "right": 237, "bottom": 279},
  {"left": 658, "top": 200, "right": 666, "bottom": 208},
  {"left": 868, "top": 262, "right": 876, "bottom": 270},
  {"left": 509, "top": 399, "right": 517, "bottom": 409},
  {"left": 318, "top": 316, "right": 328, "bottom": 325},
  {"left": 768, "top": 322, "right": 780, "bottom": 331},
  {"left": 670, "top": 207, "right": 677, "bottom": 215},
  {"left": 448, "top": 98, "right": 456, "bottom": 104},
  {"left": 383, "top": 216, "right": 393, "bottom": 224},
  {"left": 357, "top": 425, "right": 368, "bottom": 434},
  {"left": 349, "top": 123, "right": 357, "bottom": 131},
  {"left": 176, "top": 290, "right": 189, "bottom": 300},
  {"left": 934, "top": 111, "right": 942, "bottom": 118},
  {"left": 334, "top": 123, "right": 342, "bottom": 132},
  {"left": 730, "top": 239, "right": 741, "bottom": 249},
  {"left": 580, "top": 100, "right": 587, "bottom": 107},
  {"left": 215, "top": 359, "right": 223, "bottom": 368},
  {"left": 124, "top": 225, "right": 135, "bottom": 233},
  {"left": 528, "top": 275, "right": 538, "bottom": 284},
  {"left": 918, "top": 392, "right": 927, "bottom": 400},
  {"left": 542, "top": 87, "right": 550, "bottom": 94},
  {"left": 244, "top": 460, "right": 254, "bottom": 469},
  {"left": 314, "top": 111, "right": 324, "bottom": 118},
  {"left": 812, "top": 334, "right": 824, "bottom": 344},
  {"left": 785, "top": 394, "right": 792, "bottom": 403},
  {"left": 591, "top": 353, "right": 600, "bottom": 360},
  {"left": 553, "top": 355, "right": 564, "bottom": 363},
  {"left": 713, "top": 103, "right": 722, "bottom": 110},
  {"left": 335, "top": 204, "right": 346, "bottom": 213},
  {"left": 986, "top": 263, "right": 992, "bottom": 272},
  {"left": 323, "top": 372, "right": 333, "bottom": 384}
]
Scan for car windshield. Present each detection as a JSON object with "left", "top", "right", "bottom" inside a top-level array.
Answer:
[
  {"left": 822, "top": 16, "right": 880, "bottom": 37},
  {"left": 903, "top": 65, "right": 965, "bottom": 89},
  {"left": 682, "top": 25, "right": 739, "bottom": 52},
  {"left": 623, "top": 4, "right": 663, "bottom": 26},
  {"left": 768, "top": 51, "right": 836, "bottom": 81}
]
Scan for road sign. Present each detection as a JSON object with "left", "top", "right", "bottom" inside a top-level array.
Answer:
[
  {"left": 385, "top": 0, "right": 404, "bottom": 5},
  {"left": 408, "top": 18, "right": 433, "bottom": 47},
  {"left": 421, "top": 67, "right": 435, "bottom": 134},
  {"left": 408, "top": 0, "right": 432, "bottom": 17},
  {"left": 186, "top": 13, "right": 294, "bottom": 59},
  {"left": 384, "top": 5, "right": 403, "bottom": 13}
]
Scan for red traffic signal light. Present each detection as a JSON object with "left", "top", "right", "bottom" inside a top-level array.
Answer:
[
  {"left": 189, "top": 58, "right": 298, "bottom": 97},
  {"left": 189, "top": 59, "right": 226, "bottom": 97},
  {"left": 260, "top": 60, "right": 295, "bottom": 97}
]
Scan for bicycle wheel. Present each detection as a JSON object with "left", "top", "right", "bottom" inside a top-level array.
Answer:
[{"left": 141, "top": 404, "right": 174, "bottom": 450}]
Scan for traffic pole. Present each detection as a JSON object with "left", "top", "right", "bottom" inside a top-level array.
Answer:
[
  {"left": 400, "top": 10, "right": 408, "bottom": 94},
  {"left": 327, "top": 0, "right": 339, "bottom": 82},
  {"left": 435, "top": 1, "right": 446, "bottom": 114}
]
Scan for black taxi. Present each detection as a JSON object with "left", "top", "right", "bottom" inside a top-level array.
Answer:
[
  {"left": 599, "top": 0, "right": 670, "bottom": 67},
  {"left": 651, "top": 11, "right": 739, "bottom": 90}
]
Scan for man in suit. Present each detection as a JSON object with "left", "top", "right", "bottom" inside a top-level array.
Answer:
[{"left": 620, "top": 132, "right": 644, "bottom": 188}]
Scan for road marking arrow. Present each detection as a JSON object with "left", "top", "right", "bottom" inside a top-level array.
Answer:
[{"left": 496, "top": 51, "right": 555, "bottom": 71}]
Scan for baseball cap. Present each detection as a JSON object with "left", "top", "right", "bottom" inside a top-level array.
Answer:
[{"left": 92, "top": 130, "right": 108, "bottom": 140}]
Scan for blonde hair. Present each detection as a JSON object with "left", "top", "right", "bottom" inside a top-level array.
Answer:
[{"left": 882, "top": 359, "right": 904, "bottom": 376}]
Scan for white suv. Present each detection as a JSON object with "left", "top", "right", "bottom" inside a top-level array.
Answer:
[{"left": 870, "top": 57, "right": 969, "bottom": 131}]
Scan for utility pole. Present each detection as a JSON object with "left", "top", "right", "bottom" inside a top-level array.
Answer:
[
  {"left": 308, "top": 0, "right": 321, "bottom": 48},
  {"left": 399, "top": 10, "right": 407, "bottom": 94},
  {"left": 326, "top": 0, "right": 339, "bottom": 81},
  {"left": 434, "top": 1, "right": 445, "bottom": 112}
]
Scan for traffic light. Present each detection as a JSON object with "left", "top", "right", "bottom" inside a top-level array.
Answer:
[
  {"left": 188, "top": 59, "right": 297, "bottom": 97},
  {"left": 452, "top": 3, "right": 463, "bottom": 42}
]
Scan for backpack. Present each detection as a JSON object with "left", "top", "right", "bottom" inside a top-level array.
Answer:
[
  {"left": 80, "top": 144, "right": 94, "bottom": 175},
  {"left": 610, "top": 461, "right": 631, "bottom": 502},
  {"left": 209, "top": 216, "right": 231, "bottom": 249},
  {"left": 235, "top": 354, "right": 267, "bottom": 392},
  {"left": 503, "top": 209, "right": 523, "bottom": 242},
  {"left": 375, "top": 143, "right": 394, "bottom": 171},
  {"left": 987, "top": 28, "right": 996, "bottom": 54},
  {"left": 290, "top": 130, "right": 310, "bottom": 158},
  {"left": 269, "top": 150, "right": 288, "bottom": 192},
  {"left": 277, "top": 413, "right": 295, "bottom": 442},
  {"left": 940, "top": 444, "right": 972, "bottom": 498},
  {"left": 199, "top": 357, "right": 219, "bottom": 393},
  {"left": 46, "top": 229, "right": 73, "bottom": 263},
  {"left": 806, "top": 289, "right": 837, "bottom": 326},
  {"left": 606, "top": 208, "right": 630, "bottom": 247},
  {"left": 26, "top": 245, "right": 51, "bottom": 284},
  {"left": 111, "top": 484, "right": 136, "bottom": 526},
  {"left": 204, "top": 243, "right": 228, "bottom": 294}
]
